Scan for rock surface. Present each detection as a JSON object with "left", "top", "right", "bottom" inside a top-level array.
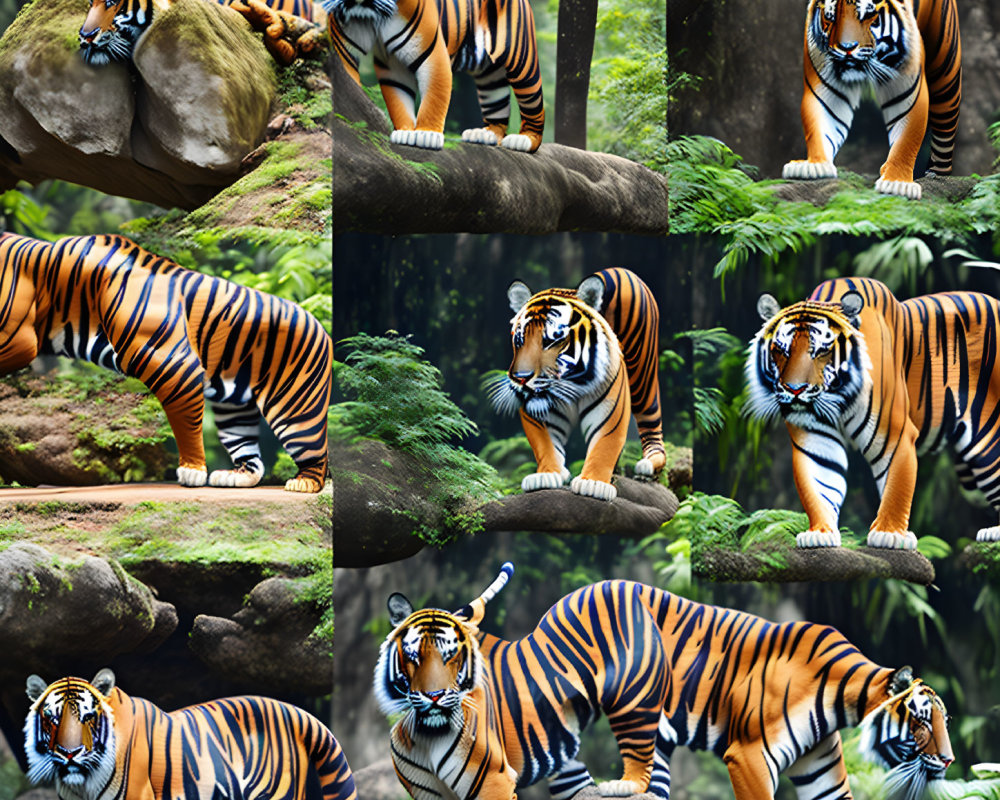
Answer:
[
  {"left": 332, "top": 57, "right": 668, "bottom": 234},
  {"left": 0, "top": 0, "right": 276, "bottom": 208}
]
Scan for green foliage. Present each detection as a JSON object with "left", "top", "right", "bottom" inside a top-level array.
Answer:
[
  {"left": 850, "top": 578, "right": 944, "bottom": 647},
  {"left": 334, "top": 333, "right": 501, "bottom": 545},
  {"left": 275, "top": 60, "right": 332, "bottom": 130},
  {"left": 588, "top": 0, "right": 666, "bottom": 168}
]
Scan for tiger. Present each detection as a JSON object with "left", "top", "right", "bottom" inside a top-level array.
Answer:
[
  {"left": 485, "top": 267, "right": 666, "bottom": 502},
  {"left": 745, "top": 276, "right": 1000, "bottom": 548},
  {"left": 782, "top": 0, "right": 962, "bottom": 200},
  {"left": 0, "top": 232, "right": 331, "bottom": 493},
  {"left": 23, "top": 669, "right": 341, "bottom": 799},
  {"left": 331, "top": 736, "right": 359, "bottom": 800},
  {"left": 374, "top": 563, "right": 954, "bottom": 800},
  {"left": 79, "top": 0, "right": 327, "bottom": 67},
  {"left": 327, "top": 0, "right": 544, "bottom": 152}
]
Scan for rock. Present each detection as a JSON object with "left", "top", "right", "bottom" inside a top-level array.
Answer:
[
  {"left": 332, "top": 57, "right": 668, "bottom": 234},
  {"left": 669, "top": 0, "right": 1000, "bottom": 180},
  {"left": 0, "top": 543, "right": 177, "bottom": 682},
  {"left": 354, "top": 759, "right": 407, "bottom": 800},
  {"left": 0, "top": 0, "right": 276, "bottom": 208},
  {"left": 0, "top": 371, "right": 172, "bottom": 486},
  {"left": 695, "top": 545, "right": 936, "bottom": 585},
  {"left": 189, "top": 576, "right": 331, "bottom": 695}
]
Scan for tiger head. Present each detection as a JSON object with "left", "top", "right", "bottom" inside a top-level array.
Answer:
[
  {"left": 861, "top": 667, "right": 954, "bottom": 799},
  {"left": 487, "top": 276, "right": 617, "bottom": 422},
  {"left": 24, "top": 669, "right": 118, "bottom": 798},
  {"left": 374, "top": 564, "right": 513, "bottom": 736},
  {"left": 811, "top": 0, "right": 889, "bottom": 83},
  {"left": 745, "top": 291, "right": 871, "bottom": 427},
  {"left": 79, "top": 0, "right": 162, "bottom": 65}
]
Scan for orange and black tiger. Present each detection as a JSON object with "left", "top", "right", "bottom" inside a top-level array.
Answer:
[
  {"left": 0, "top": 232, "right": 331, "bottom": 493},
  {"left": 79, "top": 0, "right": 327, "bottom": 66},
  {"left": 747, "top": 276, "right": 1000, "bottom": 547},
  {"left": 331, "top": 736, "right": 358, "bottom": 800},
  {"left": 24, "top": 669, "right": 340, "bottom": 799},
  {"left": 486, "top": 267, "right": 665, "bottom": 502},
  {"left": 375, "top": 563, "right": 954, "bottom": 799},
  {"left": 327, "top": 0, "right": 544, "bottom": 151},
  {"left": 783, "top": 0, "right": 962, "bottom": 199}
]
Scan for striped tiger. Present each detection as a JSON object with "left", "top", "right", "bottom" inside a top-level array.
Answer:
[
  {"left": 782, "top": 0, "right": 962, "bottom": 200},
  {"left": 486, "top": 267, "right": 665, "bottom": 502},
  {"left": 327, "top": 0, "right": 544, "bottom": 152},
  {"left": 23, "top": 669, "right": 340, "bottom": 799},
  {"left": 79, "top": 0, "right": 327, "bottom": 66},
  {"left": 746, "top": 276, "right": 1000, "bottom": 548},
  {"left": 331, "top": 736, "right": 359, "bottom": 800},
  {"left": 374, "top": 563, "right": 954, "bottom": 800},
  {"left": 0, "top": 232, "right": 331, "bottom": 493}
]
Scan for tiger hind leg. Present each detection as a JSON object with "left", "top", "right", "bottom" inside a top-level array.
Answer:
[
  {"left": 461, "top": 64, "right": 509, "bottom": 147},
  {"left": 259, "top": 393, "right": 330, "bottom": 494},
  {"left": 208, "top": 401, "right": 265, "bottom": 488}
]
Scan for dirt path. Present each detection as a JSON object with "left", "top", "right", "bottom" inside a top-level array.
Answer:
[{"left": 0, "top": 483, "right": 317, "bottom": 505}]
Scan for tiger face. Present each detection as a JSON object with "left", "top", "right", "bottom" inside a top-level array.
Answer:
[
  {"left": 374, "top": 596, "right": 485, "bottom": 736},
  {"left": 861, "top": 667, "right": 954, "bottom": 798},
  {"left": 24, "top": 670, "right": 118, "bottom": 798},
  {"left": 489, "top": 277, "right": 614, "bottom": 422},
  {"left": 745, "top": 292, "right": 871, "bottom": 427},
  {"left": 813, "top": 0, "right": 891, "bottom": 83},
  {"left": 79, "top": 0, "right": 150, "bottom": 65}
]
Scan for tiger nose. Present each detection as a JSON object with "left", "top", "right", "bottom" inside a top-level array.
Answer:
[
  {"left": 510, "top": 370, "right": 533, "bottom": 385},
  {"left": 840, "top": 40, "right": 858, "bottom": 51},
  {"left": 79, "top": 26, "right": 99, "bottom": 41},
  {"left": 427, "top": 690, "right": 445, "bottom": 702},
  {"left": 783, "top": 382, "right": 808, "bottom": 396}
]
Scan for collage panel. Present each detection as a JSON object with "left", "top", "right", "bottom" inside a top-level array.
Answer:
[{"left": 0, "top": 0, "right": 335, "bottom": 796}]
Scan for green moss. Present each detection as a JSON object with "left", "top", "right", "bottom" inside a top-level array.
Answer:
[{"left": 276, "top": 61, "right": 333, "bottom": 129}]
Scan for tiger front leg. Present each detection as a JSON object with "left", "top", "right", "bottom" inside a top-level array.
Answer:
[
  {"left": 866, "top": 417, "right": 919, "bottom": 550},
  {"left": 501, "top": 35, "right": 544, "bottom": 153},
  {"left": 782, "top": 52, "right": 857, "bottom": 181},
  {"left": 723, "top": 745, "right": 778, "bottom": 800},
  {"left": 787, "top": 423, "right": 848, "bottom": 547},
  {"left": 574, "top": 369, "right": 631, "bottom": 502},
  {"left": 785, "top": 732, "right": 852, "bottom": 800},
  {"left": 874, "top": 72, "right": 929, "bottom": 200},
  {"left": 518, "top": 408, "right": 571, "bottom": 492},
  {"left": 462, "top": 65, "right": 510, "bottom": 147}
]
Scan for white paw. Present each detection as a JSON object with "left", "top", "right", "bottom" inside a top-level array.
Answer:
[
  {"left": 867, "top": 530, "right": 918, "bottom": 550},
  {"left": 782, "top": 160, "right": 837, "bottom": 180},
  {"left": 874, "top": 178, "right": 921, "bottom": 200},
  {"left": 461, "top": 127, "right": 498, "bottom": 146},
  {"left": 500, "top": 133, "right": 533, "bottom": 152},
  {"left": 976, "top": 526, "right": 1000, "bottom": 543},
  {"left": 176, "top": 467, "right": 208, "bottom": 487},
  {"left": 597, "top": 780, "right": 642, "bottom": 797},
  {"left": 208, "top": 469, "right": 261, "bottom": 488},
  {"left": 570, "top": 477, "right": 617, "bottom": 502},
  {"left": 522, "top": 471, "right": 568, "bottom": 492},
  {"left": 634, "top": 458, "right": 655, "bottom": 479},
  {"left": 796, "top": 530, "right": 841, "bottom": 548},
  {"left": 390, "top": 129, "right": 444, "bottom": 150}
]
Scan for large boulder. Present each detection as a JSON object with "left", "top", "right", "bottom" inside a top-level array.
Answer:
[{"left": 0, "top": 0, "right": 277, "bottom": 208}]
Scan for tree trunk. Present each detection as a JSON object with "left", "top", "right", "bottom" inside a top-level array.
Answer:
[{"left": 555, "top": 0, "right": 599, "bottom": 149}]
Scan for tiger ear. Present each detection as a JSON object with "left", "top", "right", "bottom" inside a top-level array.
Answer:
[
  {"left": 576, "top": 275, "right": 605, "bottom": 312},
  {"left": 839, "top": 291, "right": 864, "bottom": 324},
  {"left": 25, "top": 675, "right": 48, "bottom": 702},
  {"left": 889, "top": 665, "right": 915, "bottom": 695},
  {"left": 388, "top": 593, "right": 414, "bottom": 627},
  {"left": 508, "top": 281, "right": 533, "bottom": 313},
  {"left": 91, "top": 669, "right": 116, "bottom": 697},
  {"left": 757, "top": 293, "right": 781, "bottom": 321}
]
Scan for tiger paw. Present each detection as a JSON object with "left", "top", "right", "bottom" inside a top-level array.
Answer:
[
  {"left": 796, "top": 530, "right": 841, "bottom": 548},
  {"left": 501, "top": 133, "right": 537, "bottom": 152},
  {"left": 521, "top": 470, "right": 570, "bottom": 492},
  {"left": 634, "top": 457, "right": 664, "bottom": 481},
  {"left": 461, "top": 128, "right": 499, "bottom": 146},
  {"left": 782, "top": 160, "right": 837, "bottom": 180},
  {"left": 977, "top": 526, "right": 1000, "bottom": 542},
  {"left": 597, "top": 780, "right": 642, "bottom": 797},
  {"left": 867, "top": 530, "right": 918, "bottom": 550},
  {"left": 570, "top": 477, "right": 617, "bottom": 502},
  {"left": 208, "top": 468, "right": 263, "bottom": 489},
  {"left": 284, "top": 476, "right": 324, "bottom": 493},
  {"left": 874, "top": 178, "right": 921, "bottom": 200},
  {"left": 176, "top": 466, "right": 208, "bottom": 487},
  {"left": 390, "top": 130, "right": 445, "bottom": 150}
]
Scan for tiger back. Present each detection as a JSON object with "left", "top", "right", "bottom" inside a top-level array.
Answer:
[
  {"left": 782, "top": 0, "right": 961, "bottom": 200},
  {"left": 374, "top": 564, "right": 954, "bottom": 800},
  {"left": 487, "top": 267, "right": 665, "bottom": 502},
  {"left": 0, "top": 232, "right": 332, "bottom": 493},
  {"left": 747, "top": 276, "right": 1000, "bottom": 548},
  {"left": 327, "top": 0, "right": 545, "bottom": 152},
  {"left": 79, "top": 0, "right": 327, "bottom": 66},
  {"left": 24, "top": 669, "right": 341, "bottom": 800}
]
